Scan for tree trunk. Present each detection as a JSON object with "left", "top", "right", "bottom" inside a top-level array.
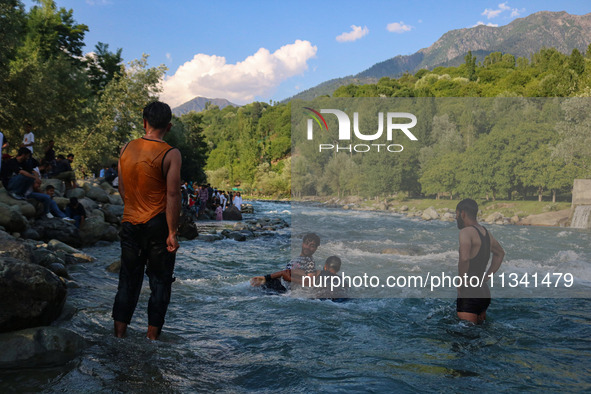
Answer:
[
  {"left": 552, "top": 190, "right": 556, "bottom": 203},
  {"left": 538, "top": 186, "right": 543, "bottom": 202}
]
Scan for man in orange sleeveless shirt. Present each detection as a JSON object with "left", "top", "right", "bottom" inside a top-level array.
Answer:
[{"left": 112, "top": 101, "right": 182, "bottom": 340}]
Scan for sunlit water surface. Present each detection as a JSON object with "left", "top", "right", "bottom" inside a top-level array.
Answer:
[{"left": 1, "top": 201, "right": 590, "bottom": 392}]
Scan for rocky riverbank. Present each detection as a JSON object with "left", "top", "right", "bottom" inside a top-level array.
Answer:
[
  {"left": 298, "top": 196, "right": 572, "bottom": 227},
  {"left": 0, "top": 176, "right": 199, "bottom": 369},
  {"left": 0, "top": 230, "right": 95, "bottom": 367}
]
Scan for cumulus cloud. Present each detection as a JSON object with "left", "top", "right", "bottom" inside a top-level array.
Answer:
[
  {"left": 336, "top": 25, "right": 369, "bottom": 42},
  {"left": 481, "top": 2, "right": 523, "bottom": 20},
  {"left": 387, "top": 21, "right": 413, "bottom": 33},
  {"left": 472, "top": 21, "right": 499, "bottom": 27},
  {"left": 161, "top": 40, "right": 317, "bottom": 107}
]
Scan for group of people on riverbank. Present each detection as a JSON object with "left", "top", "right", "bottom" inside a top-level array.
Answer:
[
  {"left": 0, "top": 125, "right": 86, "bottom": 227},
  {"left": 181, "top": 181, "right": 243, "bottom": 221}
]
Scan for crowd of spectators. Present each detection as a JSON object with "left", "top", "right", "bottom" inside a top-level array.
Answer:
[
  {"left": 181, "top": 181, "right": 244, "bottom": 221},
  {"left": 0, "top": 124, "right": 81, "bottom": 226}
]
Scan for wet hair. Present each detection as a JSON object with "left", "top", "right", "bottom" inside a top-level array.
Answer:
[
  {"left": 324, "top": 256, "right": 341, "bottom": 273},
  {"left": 143, "top": 101, "right": 172, "bottom": 130},
  {"left": 17, "top": 147, "right": 31, "bottom": 156},
  {"left": 303, "top": 232, "right": 321, "bottom": 246},
  {"left": 456, "top": 198, "right": 478, "bottom": 219}
]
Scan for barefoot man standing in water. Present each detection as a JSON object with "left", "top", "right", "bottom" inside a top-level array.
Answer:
[
  {"left": 112, "top": 101, "right": 182, "bottom": 340},
  {"left": 456, "top": 199, "right": 505, "bottom": 324}
]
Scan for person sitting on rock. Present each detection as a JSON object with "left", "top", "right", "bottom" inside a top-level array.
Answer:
[
  {"left": 28, "top": 180, "right": 74, "bottom": 222},
  {"left": 65, "top": 197, "right": 86, "bottom": 228},
  {"left": 53, "top": 153, "right": 77, "bottom": 189},
  {"left": 3, "top": 147, "right": 38, "bottom": 200}
]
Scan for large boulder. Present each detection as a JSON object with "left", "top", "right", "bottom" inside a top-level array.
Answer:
[
  {"left": 223, "top": 205, "right": 243, "bottom": 221},
  {"left": 0, "top": 326, "right": 85, "bottom": 368},
  {"left": 484, "top": 212, "right": 504, "bottom": 224},
  {"left": 421, "top": 207, "right": 440, "bottom": 221},
  {"left": 85, "top": 186, "right": 110, "bottom": 203},
  {"left": 79, "top": 197, "right": 99, "bottom": 211},
  {"left": 65, "top": 188, "right": 86, "bottom": 199},
  {"left": 101, "top": 204, "right": 124, "bottom": 224},
  {"left": 32, "top": 217, "right": 81, "bottom": 247},
  {"left": 0, "top": 257, "right": 67, "bottom": 332},
  {"left": 178, "top": 208, "right": 198, "bottom": 240},
  {"left": 79, "top": 216, "right": 111, "bottom": 245},
  {"left": 107, "top": 193, "right": 123, "bottom": 205},
  {"left": 0, "top": 190, "right": 36, "bottom": 218},
  {"left": 0, "top": 237, "right": 33, "bottom": 262},
  {"left": 99, "top": 182, "right": 116, "bottom": 194},
  {"left": 520, "top": 209, "right": 571, "bottom": 227},
  {"left": 47, "top": 239, "right": 94, "bottom": 264},
  {"left": 0, "top": 202, "right": 29, "bottom": 233}
]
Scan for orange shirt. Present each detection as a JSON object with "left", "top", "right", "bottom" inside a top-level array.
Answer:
[{"left": 120, "top": 138, "right": 174, "bottom": 225}]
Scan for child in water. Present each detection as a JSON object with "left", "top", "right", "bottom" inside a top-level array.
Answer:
[{"left": 250, "top": 256, "right": 346, "bottom": 299}]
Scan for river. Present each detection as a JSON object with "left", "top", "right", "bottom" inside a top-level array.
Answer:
[{"left": 2, "top": 201, "right": 590, "bottom": 392}]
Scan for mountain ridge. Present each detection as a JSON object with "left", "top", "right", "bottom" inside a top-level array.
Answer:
[
  {"left": 172, "top": 96, "right": 239, "bottom": 116},
  {"left": 285, "top": 11, "right": 591, "bottom": 101}
]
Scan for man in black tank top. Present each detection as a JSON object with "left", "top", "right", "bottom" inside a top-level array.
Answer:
[{"left": 456, "top": 199, "right": 505, "bottom": 324}]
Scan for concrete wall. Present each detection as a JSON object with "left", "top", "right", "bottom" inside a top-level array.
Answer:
[{"left": 572, "top": 179, "right": 591, "bottom": 207}]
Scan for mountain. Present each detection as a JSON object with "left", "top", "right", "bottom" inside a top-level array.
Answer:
[
  {"left": 286, "top": 11, "right": 591, "bottom": 101},
  {"left": 172, "top": 96, "right": 239, "bottom": 116}
]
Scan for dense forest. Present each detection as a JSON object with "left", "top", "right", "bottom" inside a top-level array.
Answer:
[
  {"left": 1, "top": 1, "right": 589, "bottom": 201},
  {"left": 201, "top": 48, "right": 591, "bottom": 201}
]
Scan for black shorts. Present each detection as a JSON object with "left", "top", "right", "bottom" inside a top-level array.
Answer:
[
  {"left": 456, "top": 297, "right": 491, "bottom": 315},
  {"left": 262, "top": 278, "right": 287, "bottom": 294}
]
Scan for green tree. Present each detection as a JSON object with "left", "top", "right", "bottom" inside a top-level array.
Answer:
[
  {"left": 464, "top": 51, "right": 477, "bottom": 81},
  {"left": 74, "top": 55, "right": 166, "bottom": 172},
  {"left": 85, "top": 42, "right": 123, "bottom": 94}
]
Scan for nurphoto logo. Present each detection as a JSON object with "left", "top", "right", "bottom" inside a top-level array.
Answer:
[{"left": 304, "top": 107, "right": 418, "bottom": 153}]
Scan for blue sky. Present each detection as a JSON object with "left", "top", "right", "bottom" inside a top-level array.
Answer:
[{"left": 25, "top": 1, "right": 591, "bottom": 106}]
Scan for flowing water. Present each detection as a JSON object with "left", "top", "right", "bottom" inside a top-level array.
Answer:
[
  {"left": 571, "top": 205, "right": 591, "bottom": 229},
  {"left": 1, "top": 201, "right": 590, "bottom": 392}
]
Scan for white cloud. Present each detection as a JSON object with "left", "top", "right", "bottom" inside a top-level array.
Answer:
[
  {"left": 472, "top": 21, "right": 499, "bottom": 27},
  {"left": 161, "top": 40, "right": 317, "bottom": 107},
  {"left": 482, "top": 7, "right": 503, "bottom": 19},
  {"left": 165, "top": 53, "right": 171, "bottom": 62},
  {"left": 336, "top": 25, "right": 369, "bottom": 42},
  {"left": 481, "top": 2, "right": 524, "bottom": 20},
  {"left": 387, "top": 21, "right": 413, "bottom": 33}
]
